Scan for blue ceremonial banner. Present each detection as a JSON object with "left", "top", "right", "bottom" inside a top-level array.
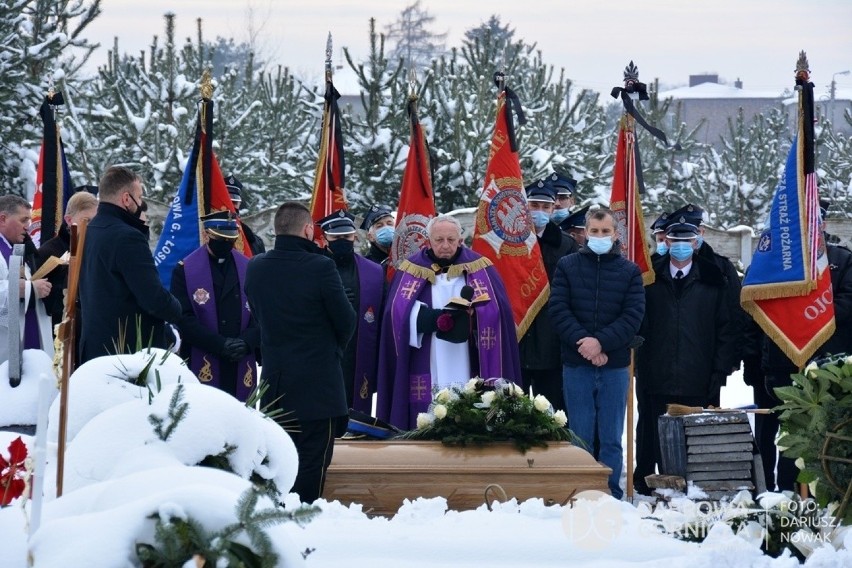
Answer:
[
  {"left": 741, "top": 138, "right": 810, "bottom": 294},
  {"left": 154, "top": 135, "right": 201, "bottom": 289}
]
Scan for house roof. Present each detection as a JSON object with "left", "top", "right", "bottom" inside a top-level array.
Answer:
[{"left": 658, "top": 82, "right": 784, "bottom": 100}]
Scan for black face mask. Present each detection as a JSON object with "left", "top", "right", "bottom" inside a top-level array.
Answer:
[
  {"left": 327, "top": 239, "right": 355, "bottom": 261},
  {"left": 127, "top": 194, "right": 145, "bottom": 219},
  {"left": 208, "top": 238, "right": 235, "bottom": 258}
]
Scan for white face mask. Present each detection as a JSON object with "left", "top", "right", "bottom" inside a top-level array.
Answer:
[{"left": 586, "top": 236, "right": 613, "bottom": 255}]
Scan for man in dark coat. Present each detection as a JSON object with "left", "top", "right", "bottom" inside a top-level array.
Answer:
[
  {"left": 78, "top": 166, "right": 181, "bottom": 363},
  {"left": 37, "top": 191, "right": 98, "bottom": 329},
  {"left": 319, "top": 209, "right": 384, "bottom": 414},
  {"left": 669, "top": 203, "right": 745, "bottom": 404},
  {"left": 170, "top": 211, "right": 260, "bottom": 401},
  {"left": 519, "top": 179, "right": 577, "bottom": 412},
  {"left": 633, "top": 219, "right": 739, "bottom": 493},
  {"left": 360, "top": 204, "right": 394, "bottom": 266},
  {"left": 546, "top": 172, "right": 576, "bottom": 228},
  {"left": 245, "top": 201, "right": 355, "bottom": 504},
  {"left": 549, "top": 207, "right": 645, "bottom": 499},
  {"left": 757, "top": 226, "right": 852, "bottom": 491},
  {"left": 225, "top": 174, "right": 266, "bottom": 256},
  {"left": 560, "top": 205, "right": 589, "bottom": 248}
]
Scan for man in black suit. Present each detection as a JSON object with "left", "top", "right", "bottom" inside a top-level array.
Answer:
[
  {"left": 225, "top": 174, "right": 266, "bottom": 256},
  {"left": 78, "top": 166, "right": 181, "bottom": 363},
  {"left": 170, "top": 211, "right": 260, "bottom": 401},
  {"left": 245, "top": 202, "right": 355, "bottom": 503}
]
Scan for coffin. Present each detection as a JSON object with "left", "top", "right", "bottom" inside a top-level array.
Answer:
[{"left": 323, "top": 440, "right": 611, "bottom": 516}]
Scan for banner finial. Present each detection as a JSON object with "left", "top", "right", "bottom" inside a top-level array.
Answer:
[
  {"left": 200, "top": 69, "right": 214, "bottom": 100},
  {"left": 325, "top": 32, "right": 333, "bottom": 80},
  {"left": 795, "top": 51, "right": 810, "bottom": 83}
]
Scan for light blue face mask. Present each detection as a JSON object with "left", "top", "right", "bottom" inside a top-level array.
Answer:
[
  {"left": 656, "top": 241, "right": 669, "bottom": 256},
  {"left": 669, "top": 241, "right": 695, "bottom": 261},
  {"left": 530, "top": 210, "right": 551, "bottom": 229},
  {"left": 696, "top": 234, "right": 704, "bottom": 248},
  {"left": 375, "top": 226, "right": 395, "bottom": 247},
  {"left": 587, "top": 236, "right": 613, "bottom": 255},
  {"left": 550, "top": 208, "right": 569, "bottom": 224}
]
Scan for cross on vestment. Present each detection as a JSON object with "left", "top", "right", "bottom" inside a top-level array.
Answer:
[
  {"left": 400, "top": 280, "right": 420, "bottom": 300},
  {"left": 410, "top": 375, "right": 429, "bottom": 401},
  {"left": 479, "top": 327, "right": 497, "bottom": 350},
  {"left": 470, "top": 278, "right": 489, "bottom": 298}
]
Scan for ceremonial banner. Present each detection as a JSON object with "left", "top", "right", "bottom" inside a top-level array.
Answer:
[
  {"left": 472, "top": 84, "right": 547, "bottom": 339},
  {"left": 609, "top": 116, "right": 655, "bottom": 285},
  {"left": 389, "top": 97, "right": 435, "bottom": 274},
  {"left": 741, "top": 56, "right": 834, "bottom": 367},
  {"left": 31, "top": 93, "right": 74, "bottom": 247},
  {"left": 155, "top": 78, "right": 249, "bottom": 289},
  {"left": 309, "top": 77, "right": 347, "bottom": 245}
]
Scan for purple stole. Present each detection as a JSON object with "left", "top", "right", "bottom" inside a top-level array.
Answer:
[
  {"left": 183, "top": 247, "right": 256, "bottom": 401},
  {"left": 0, "top": 239, "right": 41, "bottom": 350},
  {"left": 378, "top": 247, "right": 521, "bottom": 429},
  {"left": 351, "top": 255, "right": 384, "bottom": 413}
]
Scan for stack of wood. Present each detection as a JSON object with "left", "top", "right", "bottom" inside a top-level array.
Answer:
[{"left": 655, "top": 411, "right": 765, "bottom": 500}]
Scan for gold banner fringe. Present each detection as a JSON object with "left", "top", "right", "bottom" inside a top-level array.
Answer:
[{"left": 516, "top": 283, "right": 550, "bottom": 340}]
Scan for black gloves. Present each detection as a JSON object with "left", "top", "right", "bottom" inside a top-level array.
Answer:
[
  {"left": 222, "top": 338, "right": 250, "bottom": 362},
  {"left": 415, "top": 306, "right": 470, "bottom": 344}
]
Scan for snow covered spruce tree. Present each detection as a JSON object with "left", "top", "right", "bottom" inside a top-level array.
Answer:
[
  {"left": 79, "top": 14, "right": 206, "bottom": 203},
  {"left": 384, "top": 0, "right": 447, "bottom": 73},
  {"left": 0, "top": 0, "right": 101, "bottom": 197},
  {"left": 342, "top": 18, "right": 409, "bottom": 211},
  {"left": 816, "top": 111, "right": 852, "bottom": 218}
]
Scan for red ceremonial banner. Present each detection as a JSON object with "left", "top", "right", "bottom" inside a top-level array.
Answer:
[
  {"left": 608, "top": 117, "right": 654, "bottom": 285},
  {"left": 389, "top": 99, "right": 436, "bottom": 277},
  {"left": 472, "top": 92, "right": 548, "bottom": 339},
  {"left": 310, "top": 80, "right": 347, "bottom": 245}
]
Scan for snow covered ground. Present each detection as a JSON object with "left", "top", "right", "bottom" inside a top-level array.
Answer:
[{"left": 1, "top": 354, "right": 849, "bottom": 567}]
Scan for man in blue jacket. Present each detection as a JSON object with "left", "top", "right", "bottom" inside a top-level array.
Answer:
[{"left": 549, "top": 207, "right": 645, "bottom": 499}]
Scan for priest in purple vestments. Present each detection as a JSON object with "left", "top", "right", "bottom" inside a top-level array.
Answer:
[
  {"left": 376, "top": 215, "right": 521, "bottom": 429},
  {"left": 319, "top": 210, "right": 384, "bottom": 414},
  {"left": 0, "top": 195, "right": 53, "bottom": 364},
  {"left": 170, "top": 211, "right": 259, "bottom": 401}
]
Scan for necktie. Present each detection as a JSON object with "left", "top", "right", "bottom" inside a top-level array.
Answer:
[
  {"left": 674, "top": 269, "right": 684, "bottom": 296},
  {"left": 675, "top": 270, "right": 684, "bottom": 279}
]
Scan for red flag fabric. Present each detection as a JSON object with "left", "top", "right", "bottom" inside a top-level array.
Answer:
[
  {"left": 389, "top": 98, "right": 436, "bottom": 277},
  {"left": 740, "top": 64, "right": 833, "bottom": 367},
  {"left": 31, "top": 94, "right": 73, "bottom": 247},
  {"left": 198, "top": 131, "right": 252, "bottom": 258},
  {"left": 472, "top": 92, "right": 548, "bottom": 339},
  {"left": 608, "top": 117, "right": 655, "bottom": 285},
  {"left": 310, "top": 80, "right": 347, "bottom": 244}
]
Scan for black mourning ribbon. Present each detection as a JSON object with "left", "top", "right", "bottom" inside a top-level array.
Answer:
[{"left": 494, "top": 72, "right": 527, "bottom": 153}]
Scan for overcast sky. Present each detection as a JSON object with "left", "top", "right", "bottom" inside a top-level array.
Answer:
[{"left": 85, "top": 0, "right": 852, "bottom": 98}]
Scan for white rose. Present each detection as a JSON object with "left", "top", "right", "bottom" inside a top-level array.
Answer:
[
  {"left": 804, "top": 361, "right": 818, "bottom": 378},
  {"left": 845, "top": 355, "right": 852, "bottom": 366},
  {"left": 433, "top": 404, "right": 448, "bottom": 420},
  {"left": 553, "top": 410, "right": 568, "bottom": 427},
  {"left": 533, "top": 394, "right": 550, "bottom": 412},
  {"left": 435, "top": 388, "right": 451, "bottom": 403},
  {"left": 512, "top": 384, "right": 524, "bottom": 397},
  {"left": 464, "top": 378, "right": 480, "bottom": 393},
  {"left": 481, "top": 391, "right": 496, "bottom": 408},
  {"left": 416, "top": 412, "right": 434, "bottom": 429}
]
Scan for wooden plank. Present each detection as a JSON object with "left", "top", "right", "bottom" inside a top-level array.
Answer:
[
  {"left": 687, "top": 443, "right": 753, "bottom": 454},
  {"left": 685, "top": 433, "right": 754, "bottom": 445},
  {"left": 693, "top": 480, "right": 755, "bottom": 491},
  {"left": 645, "top": 474, "right": 686, "bottom": 491},
  {"left": 688, "top": 451, "right": 753, "bottom": 463},
  {"left": 685, "top": 424, "right": 752, "bottom": 436},
  {"left": 687, "top": 469, "right": 752, "bottom": 481},
  {"left": 680, "top": 412, "right": 749, "bottom": 426},
  {"left": 687, "top": 461, "right": 751, "bottom": 472}
]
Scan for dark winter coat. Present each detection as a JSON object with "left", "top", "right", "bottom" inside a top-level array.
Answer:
[
  {"left": 364, "top": 243, "right": 389, "bottom": 266},
  {"left": 36, "top": 224, "right": 70, "bottom": 327},
  {"left": 78, "top": 203, "right": 181, "bottom": 363},
  {"left": 637, "top": 253, "right": 739, "bottom": 397},
  {"left": 241, "top": 222, "right": 266, "bottom": 256},
  {"left": 697, "top": 240, "right": 746, "bottom": 373},
  {"left": 244, "top": 235, "right": 355, "bottom": 422},
  {"left": 520, "top": 222, "right": 578, "bottom": 369},
  {"left": 549, "top": 244, "right": 645, "bottom": 368}
]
